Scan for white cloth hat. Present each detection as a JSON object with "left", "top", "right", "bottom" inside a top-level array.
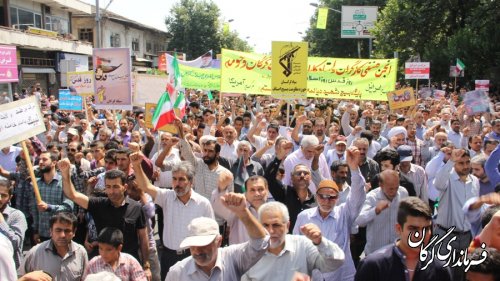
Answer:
[
  {"left": 387, "top": 126, "right": 407, "bottom": 139},
  {"left": 179, "top": 217, "right": 219, "bottom": 249}
]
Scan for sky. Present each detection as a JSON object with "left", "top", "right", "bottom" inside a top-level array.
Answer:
[{"left": 82, "top": 0, "right": 318, "bottom": 54}]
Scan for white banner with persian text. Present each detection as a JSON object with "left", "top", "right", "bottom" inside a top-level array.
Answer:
[{"left": 0, "top": 96, "right": 46, "bottom": 148}]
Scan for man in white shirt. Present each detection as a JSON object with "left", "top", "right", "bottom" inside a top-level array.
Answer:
[
  {"left": 0, "top": 146, "right": 22, "bottom": 173},
  {"left": 219, "top": 125, "right": 239, "bottom": 162},
  {"left": 242, "top": 201, "right": 345, "bottom": 281},
  {"left": 166, "top": 193, "right": 270, "bottom": 281},
  {"left": 152, "top": 132, "right": 181, "bottom": 188},
  {"left": 397, "top": 145, "right": 428, "bottom": 203},
  {"left": 354, "top": 170, "right": 409, "bottom": 255},
  {"left": 130, "top": 153, "right": 215, "bottom": 281},
  {"left": 212, "top": 175, "right": 269, "bottom": 244},
  {"left": 447, "top": 118, "right": 467, "bottom": 149},
  {"left": 283, "top": 135, "right": 330, "bottom": 193}
]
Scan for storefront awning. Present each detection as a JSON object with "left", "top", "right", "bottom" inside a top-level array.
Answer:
[{"left": 22, "top": 67, "right": 56, "bottom": 74}]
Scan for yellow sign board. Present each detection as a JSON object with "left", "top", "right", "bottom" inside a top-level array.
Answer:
[
  {"left": 387, "top": 87, "right": 416, "bottom": 109},
  {"left": 316, "top": 8, "right": 329, "bottom": 29},
  {"left": 271, "top": 41, "right": 308, "bottom": 99},
  {"left": 27, "top": 27, "right": 58, "bottom": 37}
]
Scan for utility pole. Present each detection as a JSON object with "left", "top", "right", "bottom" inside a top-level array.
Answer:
[{"left": 95, "top": 0, "right": 101, "bottom": 48}]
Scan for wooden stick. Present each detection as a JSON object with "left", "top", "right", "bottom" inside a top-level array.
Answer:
[
  {"left": 21, "top": 141, "right": 42, "bottom": 204},
  {"left": 286, "top": 100, "right": 290, "bottom": 127}
]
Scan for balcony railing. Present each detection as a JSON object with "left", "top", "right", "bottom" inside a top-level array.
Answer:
[{"left": 21, "top": 57, "right": 56, "bottom": 67}]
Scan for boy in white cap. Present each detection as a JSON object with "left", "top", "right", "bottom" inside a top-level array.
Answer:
[{"left": 166, "top": 192, "right": 269, "bottom": 281}]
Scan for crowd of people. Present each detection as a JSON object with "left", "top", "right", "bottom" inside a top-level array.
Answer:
[{"left": 0, "top": 84, "right": 499, "bottom": 281}]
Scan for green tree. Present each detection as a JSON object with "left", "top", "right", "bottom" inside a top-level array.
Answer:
[
  {"left": 373, "top": 0, "right": 500, "bottom": 86},
  {"left": 165, "top": 0, "right": 252, "bottom": 59},
  {"left": 304, "top": 0, "right": 387, "bottom": 58}
]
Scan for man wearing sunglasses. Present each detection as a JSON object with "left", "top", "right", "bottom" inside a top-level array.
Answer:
[{"left": 293, "top": 146, "right": 366, "bottom": 281}]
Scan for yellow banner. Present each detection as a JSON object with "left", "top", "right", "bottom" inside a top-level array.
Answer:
[
  {"left": 316, "top": 8, "right": 328, "bottom": 29},
  {"left": 387, "top": 87, "right": 416, "bottom": 109},
  {"left": 67, "top": 71, "right": 94, "bottom": 96},
  {"left": 178, "top": 64, "right": 220, "bottom": 90},
  {"left": 220, "top": 49, "right": 397, "bottom": 100},
  {"left": 271, "top": 41, "right": 308, "bottom": 99},
  {"left": 221, "top": 49, "right": 272, "bottom": 95}
]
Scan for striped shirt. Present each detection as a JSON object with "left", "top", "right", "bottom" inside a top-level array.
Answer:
[
  {"left": 0, "top": 205, "right": 27, "bottom": 268},
  {"left": 179, "top": 139, "right": 233, "bottom": 199},
  {"left": 355, "top": 186, "right": 409, "bottom": 255},
  {"left": 83, "top": 252, "right": 146, "bottom": 281}
]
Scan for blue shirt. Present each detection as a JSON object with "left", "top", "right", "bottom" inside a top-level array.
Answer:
[
  {"left": 293, "top": 171, "right": 366, "bottom": 281},
  {"left": 33, "top": 173, "right": 74, "bottom": 237}
]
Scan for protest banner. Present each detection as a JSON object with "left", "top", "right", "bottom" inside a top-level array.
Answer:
[
  {"left": 463, "top": 90, "right": 491, "bottom": 115},
  {"left": 145, "top": 103, "right": 178, "bottom": 133},
  {"left": 221, "top": 49, "right": 397, "bottom": 100},
  {"left": 67, "top": 71, "right": 94, "bottom": 96},
  {"left": 405, "top": 62, "right": 430, "bottom": 79},
  {"left": 271, "top": 41, "right": 308, "bottom": 99},
  {"left": 220, "top": 49, "right": 272, "bottom": 95},
  {"left": 307, "top": 57, "right": 397, "bottom": 100},
  {"left": 0, "top": 45, "right": 18, "bottom": 83},
  {"left": 0, "top": 96, "right": 46, "bottom": 148},
  {"left": 178, "top": 64, "right": 221, "bottom": 90},
  {"left": 59, "top": 89, "right": 83, "bottom": 111},
  {"left": 133, "top": 74, "right": 168, "bottom": 106},
  {"left": 475, "top": 80, "right": 489, "bottom": 92},
  {"left": 0, "top": 96, "right": 45, "bottom": 203},
  {"left": 93, "top": 48, "right": 132, "bottom": 110},
  {"left": 387, "top": 87, "right": 416, "bottom": 110}
]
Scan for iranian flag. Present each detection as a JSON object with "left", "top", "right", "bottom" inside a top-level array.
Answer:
[
  {"left": 456, "top": 58, "right": 465, "bottom": 73},
  {"left": 174, "top": 91, "right": 186, "bottom": 119},
  {"left": 152, "top": 92, "right": 175, "bottom": 130}
]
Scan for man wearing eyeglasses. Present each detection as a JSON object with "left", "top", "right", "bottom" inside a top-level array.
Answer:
[{"left": 293, "top": 146, "right": 366, "bottom": 281}]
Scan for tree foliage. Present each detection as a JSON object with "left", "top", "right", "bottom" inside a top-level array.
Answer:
[
  {"left": 373, "top": 0, "right": 500, "bottom": 86},
  {"left": 305, "top": 0, "right": 500, "bottom": 87},
  {"left": 304, "top": 0, "right": 386, "bottom": 58},
  {"left": 165, "top": 0, "right": 251, "bottom": 59}
]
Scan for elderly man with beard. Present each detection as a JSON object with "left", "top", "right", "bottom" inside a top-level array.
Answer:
[
  {"left": 166, "top": 193, "right": 270, "bottom": 281},
  {"left": 130, "top": 152, "right": 214, "bottom": 281},
  {"left": 294, "top": 146, "right": 366, "bottom": 281},
  {"left": 283, "top": 135, "right": 331, "bottom": 194},
  {"left": 219, "top": 125, "right": 239, "bottom": 162},
  {"left": 291, "top": 115, "right": 314, "bottom": 148},
  {"left": 230, "top": 141, "right": 264, "bottom": 193},
  {"left": 242, "top": 201, "right": 345, "bottom": 281},
  {"left": 33, "top": 151, "right": 74, "bottom": 243}
]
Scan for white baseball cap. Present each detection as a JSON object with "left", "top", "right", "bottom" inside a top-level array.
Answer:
[{"left": 179, "top": 217, "right": 219, "bottom": 249}]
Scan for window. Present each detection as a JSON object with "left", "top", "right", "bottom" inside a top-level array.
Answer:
[
  {"left": 146, "top": 42, "right": 152, "bottom": 53},
  {"left": 10, "top": 7, "right": 42, "bottom": 29},
  {"left": 132, "top": 38, "right": 140, "bottom": 52},
  {"left": 45, "top": 16, "right": 69, "bottom": 34},
  {"left": 110, "top": 34, "right": 120, "bottom": 47},
  {"left": 79, "top": 28, "right": 93, "bottom": 43}
]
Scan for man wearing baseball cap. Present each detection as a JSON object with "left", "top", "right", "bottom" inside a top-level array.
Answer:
[
  {"left": 397, "top": 145, "right": 428, "bottom": 203},
  {"left": 294, "top": 146, "right": 366, "bottom": 281},
  {"left": 166, "top": 192, "right": 269, "bottom": 281}
]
